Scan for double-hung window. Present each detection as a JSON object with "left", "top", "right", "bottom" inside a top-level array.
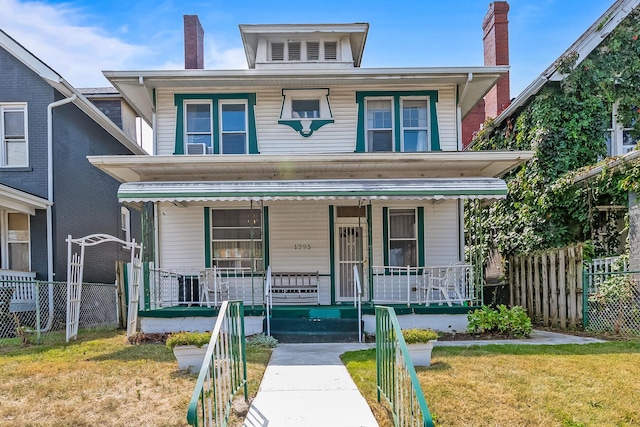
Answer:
[
  {"left": 210, "top": 209, "right": 262, "bottom": 270},
  {"left": 220, "top": 101, "right": 247, "bottom": 154},
  {"left": 366, "top": 99, "right": 393, "bottom": 152},
  {"left": 401, "top": 98, "right": 429, "bottom": 152},
  {"left": 1, "top": 104, "right": 28, "bottom": 167},
  {"left": 3, "top": 212, "right": 30, "bottom": 271},
  {"left": 185, "top": 102, "right": 212, "bottom": 154},
  {"left": 388, "top": 209, "right": 417, "bottom": 267}
]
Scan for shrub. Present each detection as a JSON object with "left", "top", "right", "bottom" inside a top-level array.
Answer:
[
  {"left": 467, "top": 305, "right": 532, "bottom": 338},
  {"left": 165, "top": 331, "right": 211, "bottom": 349},
  {"left": 246, "top": 333, "right": 278, "bottom": 348},
  {"left": 401, "top": 328, "right": 439, "bottom": 344}
]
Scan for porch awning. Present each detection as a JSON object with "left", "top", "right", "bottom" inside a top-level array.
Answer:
[
  {"left": 0, "top": 184, "right": 51, "bottom": 215},
  {"left": 118, "top": 178, "right": 507, "bottom": 204}
]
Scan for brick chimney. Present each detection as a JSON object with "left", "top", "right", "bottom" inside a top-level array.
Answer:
[
  {"left": 184, "top": 15, "right": 204, "bottom": 69},
  {"left": 482, "top": 1, "right": 510, "bottom": 118},
  {"left": 461, "top": 2, "right": 510, "bottom": 149}
]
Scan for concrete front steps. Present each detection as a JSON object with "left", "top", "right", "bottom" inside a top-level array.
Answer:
[{"left": 266, "top": 307, "right": 362, "bottom": 343}]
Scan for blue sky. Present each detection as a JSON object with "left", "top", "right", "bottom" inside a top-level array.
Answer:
[{"left": 0, "top": 0, "right": 615, "bottom": 97}]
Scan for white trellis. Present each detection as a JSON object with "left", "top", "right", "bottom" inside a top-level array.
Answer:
[{"left": 65, "top": 234, "right": 143, "bottom": 342}]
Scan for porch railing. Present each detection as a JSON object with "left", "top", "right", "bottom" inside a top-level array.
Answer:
[
  {"left": 353, "top": 265, "right": 363, "bottom": 343},
  {"left": 146, "top": 267, "right": 264, "bottom": 309},
  {"left": 376, "top": 306, "right": 434, "bottom": 427},
  {"left": 186, "top": 300, "right": 248, "bottom": 427},
  {"left": 372, "top": 264, "right": 477, "bottom": 306}
]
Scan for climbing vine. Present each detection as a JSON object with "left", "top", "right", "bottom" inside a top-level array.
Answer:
[{"left": 470, "top": 6, "right": 640, "bottom": 258}]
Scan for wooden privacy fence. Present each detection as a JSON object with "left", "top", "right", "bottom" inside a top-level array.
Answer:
[{"left": 507, "top": 244, "right": 584, "bottom": 329}]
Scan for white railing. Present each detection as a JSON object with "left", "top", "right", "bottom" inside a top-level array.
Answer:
[
  {"left": 0, "top": 269, "right": 37, "bottom": 308},
  {"left": 264, "top": 266, "right": 272, "bottom": 336},
  {"left": 147, "top": 267, "right": 264, "bottom": 309},
  {"left": 372, "top": 264, "right": 476, "bottom": 306},
  {"left": 353, "top": 265, "right": 363, "bottom": 343}
]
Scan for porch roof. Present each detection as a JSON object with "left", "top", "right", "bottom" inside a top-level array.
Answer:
[
  {"left": 0, "top": 184, "right": 51, "bottom": 215},
  {"left": 118, "top": 178, "right": 507, "bottom": 205}
]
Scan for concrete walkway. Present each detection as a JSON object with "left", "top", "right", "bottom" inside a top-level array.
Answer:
[
  {"left": 242, "top": 330, "right": 605, "bottom": 427},
  {"left": 243, "top": 343, "right": 378, "bottom": 427}
]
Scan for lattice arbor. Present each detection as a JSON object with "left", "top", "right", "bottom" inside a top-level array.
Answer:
[{"left": 65, "top": 234, "right": 142, "bottom": 342}]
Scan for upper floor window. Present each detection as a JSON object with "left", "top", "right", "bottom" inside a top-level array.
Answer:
[
  {"left": 278, "top": 89, "right": 334, "bottom": 137},
  {"left": 1, "top": 104, "right": 28, "bottom": 167},
  {"left": 175, "top": 94, "right": 257, "bottom": 155},
  {"left": 606, "top": 101, "right": 638, "bottom": 156},
  {"left": 120, "top": 206, "right": 131, "bottom": 244},
  {"left": 356, "top": 91, "right": 440, "bottom": 153}
]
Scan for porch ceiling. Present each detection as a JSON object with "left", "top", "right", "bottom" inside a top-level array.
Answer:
[
  {"left": 89, "top": 151, "right": 533, "bottom": 183},
  {"left": 117, "top": 177, "right": 508, "bottom": 205}
]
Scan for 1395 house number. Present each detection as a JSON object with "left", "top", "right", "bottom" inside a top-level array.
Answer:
[{"left": 294, "top": 243, "right": 311, "bottom": 250}]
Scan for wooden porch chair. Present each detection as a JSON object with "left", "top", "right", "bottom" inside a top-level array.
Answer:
[{"left": 199, "top": 267, "right": 229, "bottom": 308}]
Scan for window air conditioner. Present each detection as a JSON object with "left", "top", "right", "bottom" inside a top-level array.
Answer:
[{"left": 186, "top": 143, "right": 207, "bottom": 155}]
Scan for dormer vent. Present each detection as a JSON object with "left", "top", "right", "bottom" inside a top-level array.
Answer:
[
  {"left": 307, "top": 41, "right": 320, "bottom": 60},
  {"left": 324, "top": 41, "right": 337, "bottom": 60},
  {"left": 288, "top": 41, "right": 301, "bottom": 61},
  {"left": 271, "top": 42, "right": 284, "bottom": 61}
]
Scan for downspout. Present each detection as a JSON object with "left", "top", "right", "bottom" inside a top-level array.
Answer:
[{"left": 45, "top": 94, "right": 77, "bottom": 331}]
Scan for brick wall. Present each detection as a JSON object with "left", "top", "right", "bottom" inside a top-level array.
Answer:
[{"left": 483, "top": 1, "right": 510, "bottom": 119}]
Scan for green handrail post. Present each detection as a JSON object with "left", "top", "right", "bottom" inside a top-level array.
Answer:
[{"left": 582, "top": 267, "right": 588, "bottom": 329}]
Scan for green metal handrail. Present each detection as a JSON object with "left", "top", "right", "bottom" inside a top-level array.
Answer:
[
  {"left": 376, "top": 306, "right": 434, "bottom": 427},
  {"left": 186, "top": 300, "right": 248, "bottom": 426}
]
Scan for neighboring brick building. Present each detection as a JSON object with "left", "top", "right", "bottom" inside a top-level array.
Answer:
[{"left": 0, "top": 29, "right": 146, "bottom": 283}]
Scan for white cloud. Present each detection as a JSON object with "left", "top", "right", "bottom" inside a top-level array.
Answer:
[
  {"left": 0, "top": 0, "right": 148, "bottom": 87},
  {"left": 205, "top": 38, "right": 247, "bottom": 70}
]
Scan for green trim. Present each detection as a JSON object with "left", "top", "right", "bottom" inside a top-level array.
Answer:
[
  {"left": 277, "top": 119, "right": 334, "bottom": 137},
  {"left": 263, "top": 206, "right": 270, "bottom": 268},
  {"left": 174, "top": 93, "right": 258, "bottom": 155},
  {"left": 329, "top": 205, "right": 336, "bottom": 305},
  {"left": 204, "top": 207, "right": 211, "bottom": 268},
  {"left": 143, "top": 262, "right": 150, "bottom": 310},
  {"left": 382, "top": 207, "right": 389, "bottom": 266},
  {"left": 355, "top": 90, "right": 441, "bottom": 152},
  {"left": 417, "top": 207, "right": 425, "bottom": 267},
  {"left": 367, "top": 203, "right": 373, "bottom": 303}
]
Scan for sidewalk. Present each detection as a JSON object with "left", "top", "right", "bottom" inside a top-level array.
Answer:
[{"left": 243, "top": 343, "right": 378, "bottom": 427}]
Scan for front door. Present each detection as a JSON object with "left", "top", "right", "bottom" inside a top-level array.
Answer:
[{"left": 335, "top": 211, "right": 368, "bottom": 303}]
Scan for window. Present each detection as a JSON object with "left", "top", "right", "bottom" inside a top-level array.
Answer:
[
  {"left": 176, "top": 94, "right": 256, "bottom": 155},
  {"left": 1, "top": 104, "right": 28, "bottom": 167},
  {"left": 6, "top": 212, "right": 30, "bottom": 271},
  {"left": 292, "top": 100, "right": 320, "bottom": 119},
  {"left": 185, "top": 102, "right": 212, "bottom": 154},
  {"left": 211, "top": 209, "right": 262, "bottom": 270},
  {"left": 401, "top": 98, "right": 429, "bottom": 152},
  {"left": 278, "top": 89, "right": 334, "bottom": 137},
  {"left": 121, "top": 207, "right": 131, "bottom": 244},
  {"left": 606, "top": 101, "right": 639, "bottom": 156},
  {"left": 356, "top": 91, "right": 440, "bottom": 152},
  {"left": 388, "top": 209, "right": 417, "bottom": 267},
  {"left": 269, "top": 40, "right": 339, "bottom": 62},
  {"left": 366, "top": 99, "right": 393, "bottom": 152},
  {"left": 219, "top": 101, "right": 247, "bottom": 154}
]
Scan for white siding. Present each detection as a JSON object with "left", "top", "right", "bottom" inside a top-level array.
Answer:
[
  {"left": 154, "top": 84, "right": 459, "bottom": 156},
  {"left": 424, "top": 200, "right": 460, "bottom": 265},
  {"left": 267, "top": 202, "right": 331, "bottom": 304},
  {"left": 158, "top": 202, "right": 205, "bottom": 269}
]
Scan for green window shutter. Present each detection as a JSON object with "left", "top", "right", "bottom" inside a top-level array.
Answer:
[{"left": 204, "top": 207, "right": 211, "bottom": 268}]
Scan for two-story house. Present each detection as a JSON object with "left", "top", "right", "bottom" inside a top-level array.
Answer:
[
  {"left": 89, "top": 15, "right": 532, "bottom": 340},
  {"left": 0, "top": 29, "right": 146, "bottom": 285}
]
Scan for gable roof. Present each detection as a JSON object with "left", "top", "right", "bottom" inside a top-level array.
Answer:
[
  {"left": 493, "top": 0, "right": 640, "bottom": 128},
  {"left": 0, "top": 29, "right": 146, "bottom": 155}
]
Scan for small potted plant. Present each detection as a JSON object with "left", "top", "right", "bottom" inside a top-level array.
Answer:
[
  {"left": 166, "top": 331, "right": 211, "bottom": 373},
  {"left": 401, "top": 328, "right": 438, "bottom": 367}
]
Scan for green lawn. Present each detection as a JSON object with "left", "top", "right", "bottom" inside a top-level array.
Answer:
[
  {"left": 0, "top": 330, "right": 271, "bottom": 427},
  {"left": 342, "top": 341, "right": 640, "bottom": 427}
]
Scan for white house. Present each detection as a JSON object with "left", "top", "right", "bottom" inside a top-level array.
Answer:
[{"left": 89, "top": 17, "right": 532, "bottom": 340}]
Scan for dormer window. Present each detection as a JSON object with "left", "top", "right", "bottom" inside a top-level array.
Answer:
[
  {"left": 292, "top": 100, "right": 320, "bottom": 119},
  {"left": 269, "top": 40, "right": 339, "bottom": 63}
]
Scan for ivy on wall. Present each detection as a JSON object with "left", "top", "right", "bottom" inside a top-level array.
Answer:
[{"left": 471, "top": 7, "right": 640, "bottom": 258}]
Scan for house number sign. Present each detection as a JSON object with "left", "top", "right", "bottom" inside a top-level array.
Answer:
[{"left": 294, "top": 243, "right": 312, "bottom": 250}]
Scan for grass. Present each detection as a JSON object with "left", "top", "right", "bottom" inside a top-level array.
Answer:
[
  {"left": 341, "top": 340, "right": 640, "bottom": 427},
  {"left": 0, "top": 329, "right": 271, "bottom": 426}
]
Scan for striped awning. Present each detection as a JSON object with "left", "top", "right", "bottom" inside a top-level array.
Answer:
[{"left": 118, "top": 178, "right": 507, "bottom": 204}]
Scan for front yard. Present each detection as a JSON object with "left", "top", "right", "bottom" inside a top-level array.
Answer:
[
  {"left": 342, "top": 340, "right": 640, "bottom": 426},
  {"left": 0, "top": 330, "right": 271, "bottom": 426}
]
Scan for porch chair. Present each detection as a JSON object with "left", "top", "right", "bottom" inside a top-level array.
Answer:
[
  {"left": 422, "top": 264, "right": 465, "bottom": 307},
  {"left": 199, "top": 267, "right": 229, "bottom": 308}
]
